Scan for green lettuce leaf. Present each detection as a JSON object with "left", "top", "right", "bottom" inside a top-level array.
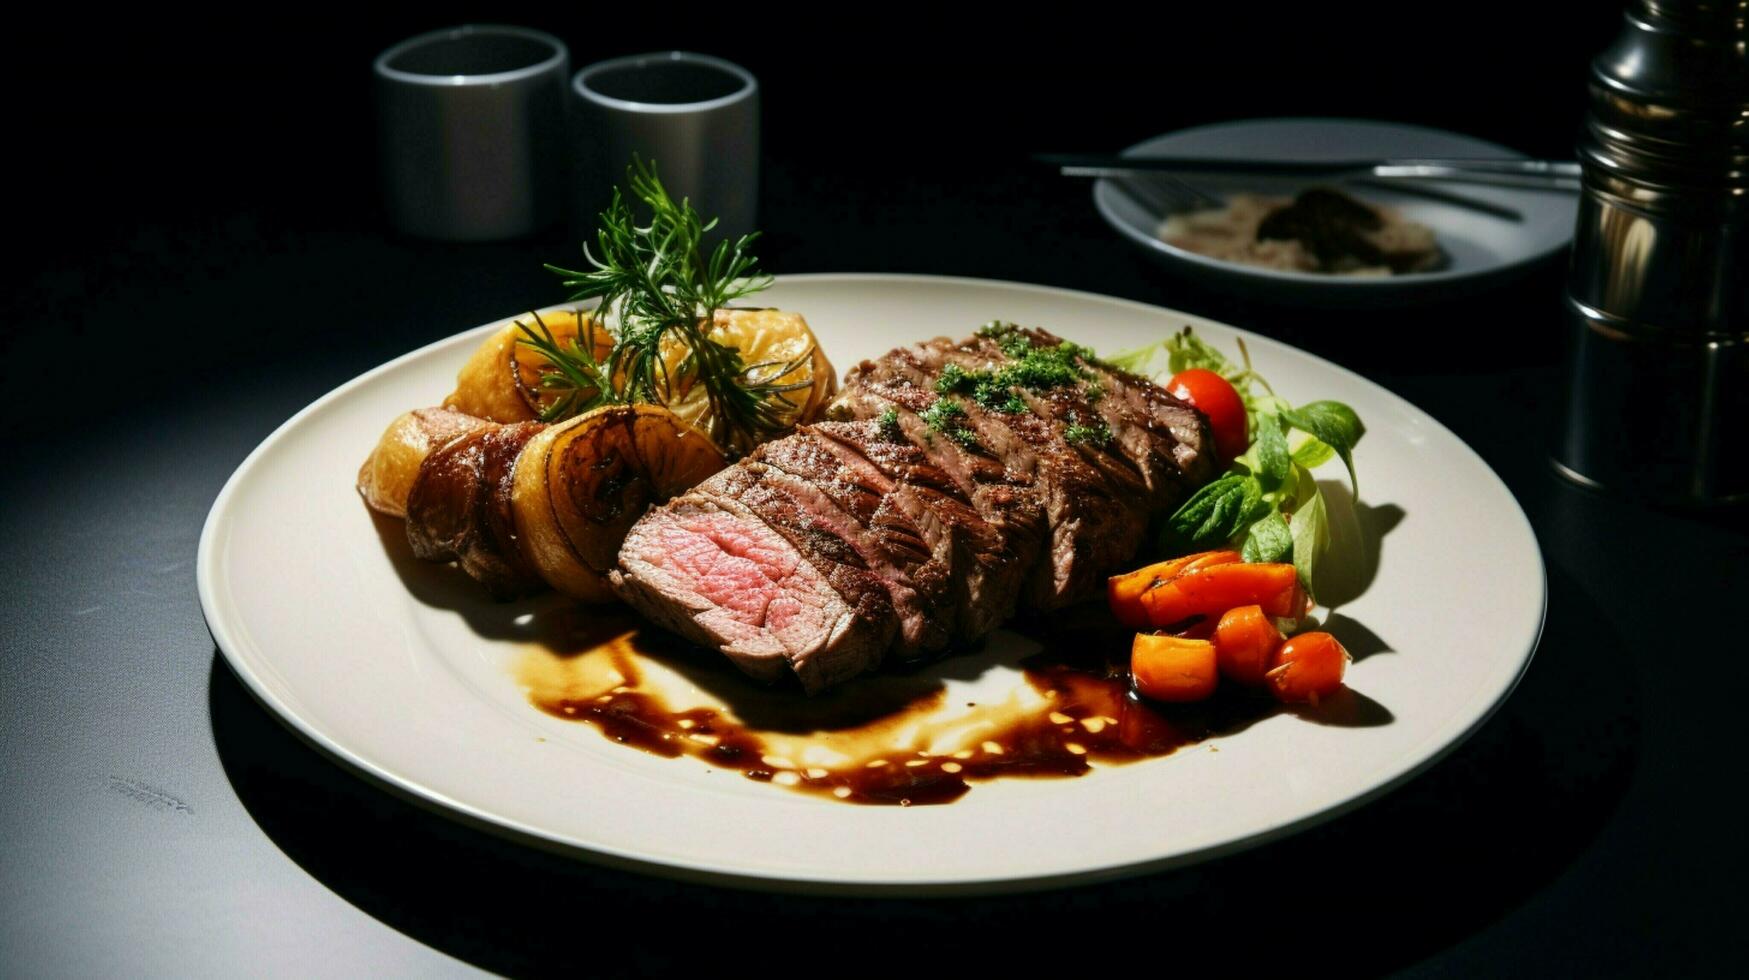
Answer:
[{"left": 1281, "top": 401, "right": 1365, "bottom": 494}]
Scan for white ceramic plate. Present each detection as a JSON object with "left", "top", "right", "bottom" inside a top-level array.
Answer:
[
  {"left": 198, "top": 274, "right": 1544, "bottom": 894},
  {"left": 1094, "top": 118, "right": 1579, "bottom": 307}
]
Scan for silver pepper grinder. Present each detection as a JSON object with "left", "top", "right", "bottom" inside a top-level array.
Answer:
[{"left": 1555, "top": 0, "right": 1747, "bottom": 506}]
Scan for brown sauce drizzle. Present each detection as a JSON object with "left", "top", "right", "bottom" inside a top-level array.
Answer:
[{"left": 518, "top": 607, "right": 1279, "bottom": 805}]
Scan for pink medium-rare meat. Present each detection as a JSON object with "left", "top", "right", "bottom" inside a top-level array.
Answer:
[{"left": 613, "top": 494, "right": 892, "bottom": 693}]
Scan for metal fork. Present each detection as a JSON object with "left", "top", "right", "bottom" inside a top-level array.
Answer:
[{"left": 1110, "top": 174, "right": 1224, "bottom": 218}]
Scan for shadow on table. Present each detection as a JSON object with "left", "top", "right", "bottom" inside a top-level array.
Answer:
[{"left": 209, "top": 566, "right": 1637, "bottom": 977}]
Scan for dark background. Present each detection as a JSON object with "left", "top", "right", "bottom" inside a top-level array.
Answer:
[
  {"left": 7, "top": 4, "right": 1620, "bottom": 440},
  {"left": 9, "top": 4, "right": 1745, "bottom": 977}
]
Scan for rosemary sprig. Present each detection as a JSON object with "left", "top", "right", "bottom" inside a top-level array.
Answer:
[
  {"left": 529, "top": 158, "right": 797, "bottom": 452},
  {"left": 514, "top": 309, "right": 619, "bottom": 419}
]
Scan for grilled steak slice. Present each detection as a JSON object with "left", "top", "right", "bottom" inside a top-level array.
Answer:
[
  {"left": 614, "top": 493, "right": 890, "bottom": 693},
  {"left": 989, "top": 327, "right": 1216, "bottom": 503},
  {"left": 821, "top": 393, "right": 1045, "bottom": 632},
  {"left": 839, "top": 337, "right": 1145, "bottom": 607},
  {"left": 805, "top": 420, "right": 1027, "bottom": 641},
  {"left": 615, "top": 325, "right": 1216, "bottom": 693},
  {"left": 690, "top": 463, "right": 899, "bottom": 676},
  {"left": 749, "top": 428, "right": 956, "bottom": 656}
]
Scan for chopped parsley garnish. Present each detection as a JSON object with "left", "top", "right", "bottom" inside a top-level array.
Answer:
[
  {"left": 935, "top": 326, "right": 1100, "bottom": 415},
  {"left": 876, "top": 407, "right": 901, "bottom": 439},
  {"left": 1063, "top": 414, "right": 1113, "bottom": 447},
  {"left": 920, "top": 398, "right": 979, "bottom": 448}
]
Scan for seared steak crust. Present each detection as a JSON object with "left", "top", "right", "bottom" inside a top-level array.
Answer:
[{"left": 612, "top": 327, "right": 1216, "bottom": 691}]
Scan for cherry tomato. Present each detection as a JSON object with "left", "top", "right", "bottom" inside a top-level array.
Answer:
[
  {"left": 1167, "top": 368, "right": 1248, "bottom": 463},
  {"left": 1266, "top": 632, "right": 1350, "bottom": 705}
]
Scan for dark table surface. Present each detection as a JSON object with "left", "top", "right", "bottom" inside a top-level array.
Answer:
[{"left": 5, "top": 7, "right": 1746, "bottom": 977}]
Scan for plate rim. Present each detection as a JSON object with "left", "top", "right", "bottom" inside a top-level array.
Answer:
[
  {"left": 1092, "top": 115, "right": 1575, "bottom": 289},
  {"left": 197, "top": 271, "right": 1546, "bottom": 895}
]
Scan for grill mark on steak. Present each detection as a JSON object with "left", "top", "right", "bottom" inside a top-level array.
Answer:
[
  {"left": 849, "top": 339, "right": 1144, "bottom": 606},
  {"left": 806, "top": 421, "right": 1029, "bottom": 640},
  {"left": 978, "top": 327, "right": 1217, "bottom": 504},
  {"left": 950, "top": 335, "right": 1151, "bottom": 490},
  {"left": 824, "top": 387, "right": 1046, "bottom": 622},
  {"left": 749, "top": 431, "right": 956, "bottom": 656}
]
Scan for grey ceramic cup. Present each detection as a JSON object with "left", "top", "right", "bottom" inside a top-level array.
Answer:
[
  {"left": 374, "top": 25, "right": 570, "bottom": 241},
  {"left": 570, "top": 52, "right": 759, "bottom": 241}
]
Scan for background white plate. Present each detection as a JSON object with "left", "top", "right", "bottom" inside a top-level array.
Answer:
[
  {"left": 198, "top": 274, "right": 1544, "bottom": 894},
  {"left": 1094, "top": 118, "right": 1579, "bottom": 307}
]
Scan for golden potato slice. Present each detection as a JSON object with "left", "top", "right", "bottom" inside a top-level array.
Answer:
[
  {"left": 444, "top": 308, "right": 613, "bottom": 422},
  {"left": 511, "top": 404, "right": 725, "bottom": 602},
  {"left": 356, "top": 407, "right": 493, "bottom": 517},
  {"left": 662, "top": 308, "right": 837, "bottom": 452}
]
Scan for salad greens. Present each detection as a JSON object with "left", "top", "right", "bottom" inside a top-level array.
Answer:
[{"left": 1112, "top": 328, "right": 1365, "bottom": 599}]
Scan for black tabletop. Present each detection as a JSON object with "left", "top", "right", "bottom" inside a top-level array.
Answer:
[{"left": 6, "top": 7, "right": 1745, "bottom": 976}]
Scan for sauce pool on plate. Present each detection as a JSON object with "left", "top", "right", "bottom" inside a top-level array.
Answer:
[{"left": 516, "top": 608, "right": 1281, "bottom": 805}]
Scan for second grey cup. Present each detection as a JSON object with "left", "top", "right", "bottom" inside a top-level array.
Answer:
[{"left": 569, "top": 52, "right": 760, "bottom": 242}]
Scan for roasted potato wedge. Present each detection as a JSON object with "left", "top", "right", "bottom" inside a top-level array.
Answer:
[
  {"left": 445, "top": 308, "right": 612, "bottom": 423},
  {"left": 663, "top": 308, "right": 837, "bottom": 452},
  {"left": 356, "top": 407, "right": 493, "bottom": 517}
]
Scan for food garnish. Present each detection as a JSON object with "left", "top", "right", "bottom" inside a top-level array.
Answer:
[
  {"left": 527, "top": 159, "right": 820, "bottom": 455},
  {"left": 1265, "top": 632, "right": 1351, "bottom": 705},
  {"left": 1113, "top": 326, "right": 1364, "bottom": 598},
  {"left": 1139, "top": 561, "right": 1306, "bottom": 627},
  {"left": 1110, "top": 554, "right": 1346, "bottom": 706},
  {"left": 661, "top": 308, "right": 836, "bottom": 446},
  {"left": 1106, "top": 549, "right": 1241, "bottom": 629},
  {"left": 445, "top": 308, "right": 614, "bottom": 423},
  {"left": 1109, "top": 326, "right": 1365, "bottom": 707},
  {"left": 1165, "top": 367, "right": 1247, "bottom": 463}
]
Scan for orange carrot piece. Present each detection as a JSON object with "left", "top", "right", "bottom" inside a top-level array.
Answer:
[
  {"left": 1107, "top": 550, "right": 1240, "bottom": 628},
  {"left": 1140, "top": 562, "right": 1300, "bottom": 628},
  {"left": 1131, "top": 633, "right": 1219, "bottom": 702},
  {"left": 1178, "top": 550, "right": 1244, "bottom": 575},
  {"left": 1212, "top": 604, "right": 1284, "bottom": 687},
  {"left": 1266, "top": 632, "right": 1350, "bottom": 705}
]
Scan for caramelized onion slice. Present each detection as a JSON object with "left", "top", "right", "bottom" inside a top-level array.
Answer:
[{"left": 513, "top": 404, "right": 726, "bottom": 602}]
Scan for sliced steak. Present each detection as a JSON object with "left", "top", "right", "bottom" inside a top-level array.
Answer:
[
  {"left": 823, "top": 389, "right": 1045, "bottom": 631},
  {"left": 749, "top": 429, "right": 956, "bottom": 656},
  {"left": 614, "top": 494, "right": 888, "bottom": 693},
  {"left": 809, "top": 417, "right": 1039, "bottom": 639},
  {"left": 690, "top": 463, "right": 900, "bottom": 672},
  {"left": 841, "top": 337, "right": 1145, "bottom": 607},
  {"left": 614, "top": 325, "right": 1217, "bottom": 693},
  {"left": 994, "top": 326, "right": 1217, "bottom": 502}
]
